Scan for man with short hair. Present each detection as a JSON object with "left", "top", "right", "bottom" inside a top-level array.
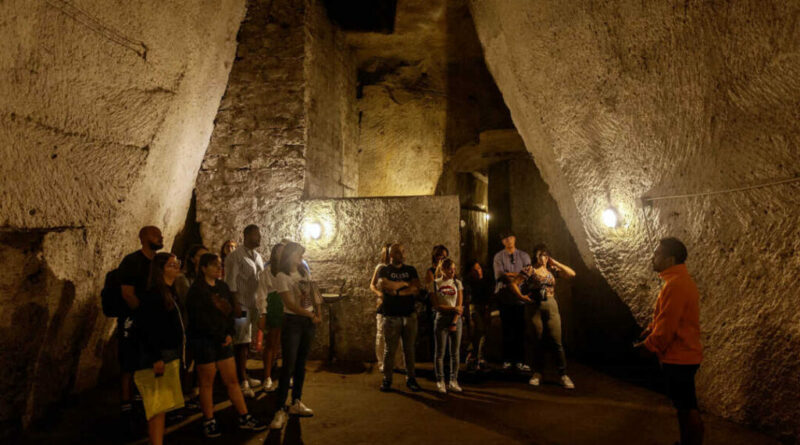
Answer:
[
  {"left": 635, "top": 237, "right": 704, "bottom": 445},
  {"left": 492, "top": 231, "right": 532, "bottom": 371},
  {"left": 225, "top": 224, "right": 264, "bottom": 397},
  {"left": 377, "top": 243, "right": 422, "bottom": 392},
  {"left": 117, "top": 226, "right": 163, "bottom": 433}
]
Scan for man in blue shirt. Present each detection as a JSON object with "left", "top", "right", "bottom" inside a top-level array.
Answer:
[{"left": 492, "top": 231, "right": 532, "bottom": 371}]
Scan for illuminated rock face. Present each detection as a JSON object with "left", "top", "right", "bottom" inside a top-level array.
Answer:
[
  {"left": 470, "top": 0, "right": 800, "bottom": 438},
  {"left": 0, "top": 0, "right": 245, "bottom": 434},
  {"left": 195, "top": 0, "right": 358, "bottom": 254}
]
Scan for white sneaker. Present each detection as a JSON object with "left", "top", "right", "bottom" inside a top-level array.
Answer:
[
  {"left": 288, "top": 399, "right": 314, "bottom": 417},
  {"left": 560, "top": 375, "right": 575, "bottom": 390},
  {"left": 262, "top": 377, "right": 275, "bottom": 392},
  {"left": 247, "top": 377, "right": 262, "bottom": 389},
  {"left": 529, "top": 372, "right": 542, "bottom": 386},
  {"left": 240, "top": 381, "right": 255, "bottom": 398},
  {"left": 516, "top": 363, "right": 531, "bottom": 372},
  {"left": 269, "top": 409, "right": 288, "bottom": 429},
  {"left": 448, "top": 380, "right": 463, "bottom": 393},
  {"left": 502, "top": 362, "right": 512, "bottom": 370},
  {"left": 436, "top": 381, "right": 447, "bottom": 394}
]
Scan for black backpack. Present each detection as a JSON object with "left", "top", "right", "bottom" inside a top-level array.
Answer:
[{"left": 101, "top": 269, "right": 126, "bottom": 317}]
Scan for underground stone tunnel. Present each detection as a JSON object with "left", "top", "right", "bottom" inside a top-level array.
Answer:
[{"left": 1, "top": 0, "right": 799, "bottom": 444}]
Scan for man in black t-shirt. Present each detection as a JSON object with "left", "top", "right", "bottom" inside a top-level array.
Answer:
[
  {"left": 117, "top": 226, "right": 163, "bottom": 429},
  {"left": 377, "top": 243, "right": 422, "bottom": 392}
]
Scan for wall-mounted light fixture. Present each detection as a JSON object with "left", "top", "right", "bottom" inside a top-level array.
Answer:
[
  {"left": 303, "top": 221, "right": 323, "bottom": 240},
  {"left": 601, "top": 207, "right": 619, "bottom": 228},
  {"left": 484, "top": 213, "right": 491, "bottom": 221}
]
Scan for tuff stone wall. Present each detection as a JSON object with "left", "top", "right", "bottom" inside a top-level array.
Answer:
[
  {"left": 298, "top": 196, "right": 461, "bottom": 361},
  {"left": 0, "top": 0, "right": 245, "bottom": 435},
  {"left": 351, "top": 0, "right": 448, "bottom": 197},
  {"left": 196, "top": 0, "right": 358, "bottom": 252},
  {"left": 304, "top": 0, "right": 358, "bottom": 198},
  {"left": 470, "top": 0, "right": 800, "bottom": 439}
]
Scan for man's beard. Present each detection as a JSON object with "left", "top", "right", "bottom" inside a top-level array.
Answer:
[{"left": 149, "top": 242, "right": 164, "bottom": 251}]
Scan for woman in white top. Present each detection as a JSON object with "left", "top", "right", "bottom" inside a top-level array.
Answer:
[
  {"left": 268, "top": 242, "right": 321, "bottom": 430},
  {"left": 432, "top": 258, "right": 464, "bottom": 394}
]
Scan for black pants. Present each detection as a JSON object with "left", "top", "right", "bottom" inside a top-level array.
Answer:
[
  {"left": 663, "top": 363, "right": 700, "bottom": 410},
  {"left": 276, "top": 314, "right": 316, "bottom": 408},
  {"left": 499, "top": 303, "right": 525, "bottom": 364}
]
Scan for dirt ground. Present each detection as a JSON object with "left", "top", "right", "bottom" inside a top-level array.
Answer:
[{"left": 19, "top": 360, "right": 777, "bottom": 445}]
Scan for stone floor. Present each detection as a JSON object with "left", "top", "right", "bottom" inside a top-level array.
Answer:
[{"left": 20, "top": 360, "right": 777, "bottom": 445}]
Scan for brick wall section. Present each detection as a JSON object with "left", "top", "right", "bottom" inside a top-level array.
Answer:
[
  {"left": 197, "top": 0, "right": 358, "bottom": 252},
  {"left": 304, "top": 0, "right": 358, "bottom": 198}
]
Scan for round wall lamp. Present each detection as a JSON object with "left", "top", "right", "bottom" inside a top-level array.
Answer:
[
  {"left": 601, "top": 207, "right": 619, "bottom": 228},
  {"left": 303, "top": 221, "right": 323, "bottom": 240},
  {"left": 484, "top": 213, "right": 491, "bottom": 221}
]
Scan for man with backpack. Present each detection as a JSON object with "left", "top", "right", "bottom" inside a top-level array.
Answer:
[{"left": 114, "top": 226, "right": 164, "bottom": 435}]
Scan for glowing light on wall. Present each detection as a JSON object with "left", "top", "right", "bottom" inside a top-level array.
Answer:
[
  {"left": 601, "top": 208, "right": 619, "bottom": 228},
  {"left": 303, "top": 221, "right": 323, "bottom": 240},
  {"left": 484, "top": 213, "right": 491, "bottom": 221}
]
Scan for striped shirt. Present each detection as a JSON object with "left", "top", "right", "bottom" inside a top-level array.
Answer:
[{"left": 224, "top": 246, "right": 264, "bottom": 309}]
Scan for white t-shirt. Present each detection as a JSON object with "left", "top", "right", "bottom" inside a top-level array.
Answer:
[
  {"left": 434, "top": 277, "right": 463, "bottom": 308},
  {"left": 255, "top": 268, "right": 277, "bottom": 315},
  {"left": 274, "top": 271, "right": 315, "bottom": 315}
]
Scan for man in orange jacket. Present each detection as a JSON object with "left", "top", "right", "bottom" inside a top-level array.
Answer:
[{"left": 635, "top": 237, "right": 704, "bottom": 445}]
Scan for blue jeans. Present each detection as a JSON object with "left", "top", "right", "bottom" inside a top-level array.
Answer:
[
  {"left": 382, "top": 313, "right": 417, "bottom": 383},
  {"left": 276, "top": 314, "right": 316, "bottom": 408},
  {"left": 434, "top": 313, "right": 462, "bottom": 381}
]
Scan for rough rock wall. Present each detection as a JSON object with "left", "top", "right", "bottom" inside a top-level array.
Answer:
[
  {"left": 197, "top": 0, "right": 357, "bottom": 252},
  {"left": 299, "top": 196, "right": 460, "bottom": 360},
  {"left": 352, "top": 0, "right": 448, "bottom": 196},
  {"left": 470, "top": 0, "right": 800, "bottom": 439},
  {"left": 304, "top": 1, "right": 358, "bottom": 198},
  {"left": 0, "top": 0, "right": 245, "bottom": 435}
]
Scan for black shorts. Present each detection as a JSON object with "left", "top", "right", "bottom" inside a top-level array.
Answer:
[
  {"left": 662, "top": 363, "right": 699, "bottom": 410},
  {"left": 191, "top": 338, "right": 234, "bottom": 365}
]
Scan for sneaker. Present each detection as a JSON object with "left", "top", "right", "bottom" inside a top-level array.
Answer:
[
  {"left": 246, "top": 377, "right": 262, "bottom": 389},
  {"left": 379, "top": 379, "right": 392, "bottom": 392},
  {"left": 436, "top": 380, "right": 447, "bottom": 394},
  {"left": 238, "top": 413, "right": 266, "bottom": 431},
  {"left": 502, "top": 362, "right": 512, "bottom": 370},
  {"left": 516, "top": 363, "right": 531, "bottom": 372},
  {"left": 406, "top": 378, "right": 421, "bottom": 392},
  {"left": 240, "top": 381, "right": 255, "bottom": 398},
  {"left": 203, "top": 418, "right": 221, "bottom": 438},
  {"left": 166, "top": 409, "right": 185, "bottom": 424},
  {"left": 529, "top": 372, "right": 542, "bottom": 387},
  {"left": 448, "top": 380, "right": 463, "bottom": 393},
  {"left": 560, "top": 375, "right": 575, "bottom": 390},
  {"left": 288, "top": 399, "right": 314, "bottom": 417},
  {"left": 262, "top": 377, "right": 275, "bottom": 392},
  {"left": 269, "top": 409, "right": 288, "bottom": 430}
]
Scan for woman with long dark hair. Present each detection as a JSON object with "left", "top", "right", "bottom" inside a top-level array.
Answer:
[
  {"left": 186, "top": 253, "right": 265, "bottom": 438},
  {"left": 269, "top": 242, "right": 321, "bottom": 430},
  {"left": 174, "top": 244, "right": 208, "bottom": 409},
  {"left": 432, "top": 258, "right": 464, "bottom": 394},
  {"left": 133, "top": 253, "right": 185, "bottom": 445},
  {"left": 522, "top": 244, "right": 576, "bottom": 390}
]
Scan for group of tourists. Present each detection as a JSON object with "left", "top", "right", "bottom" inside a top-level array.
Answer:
[
  {"left": 371, "top": 233, "right": 704, "bottom": 444},
  {"left": 111, "top": 222, "right": 704, "bottom": 445},
  {"left": 111, "top": 225, "right": 317, "bottom": 445},
  {"left": 369, "top": 232, "right": 577, "bottom": 394}
]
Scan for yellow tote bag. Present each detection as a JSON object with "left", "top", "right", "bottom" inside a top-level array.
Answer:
[{"left": 133, "top": 359, "right": 185, "bottom": 420}]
